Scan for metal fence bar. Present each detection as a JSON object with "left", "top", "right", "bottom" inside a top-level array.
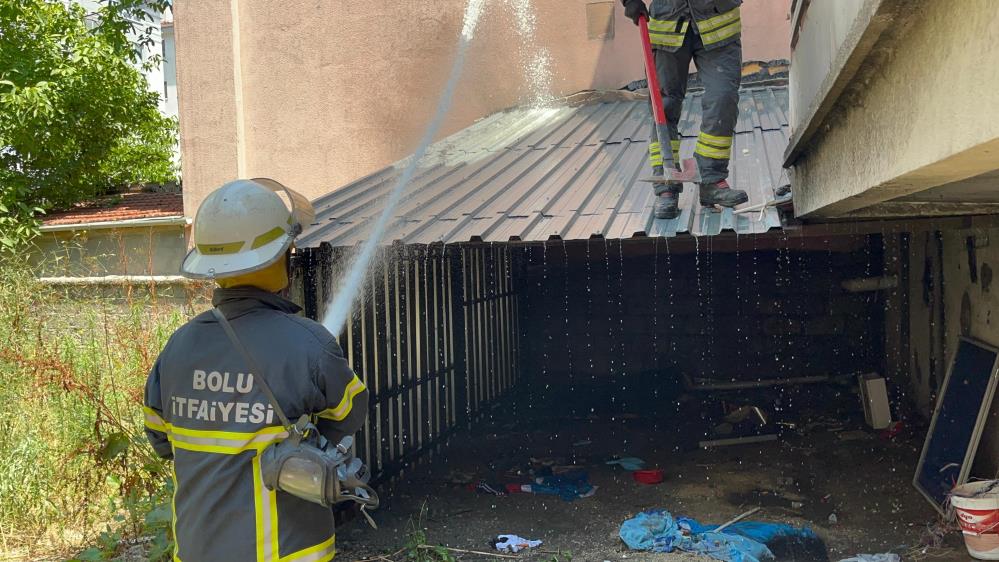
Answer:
[{"left": 292, "top": 242, "right": 520, "bottom": 484}]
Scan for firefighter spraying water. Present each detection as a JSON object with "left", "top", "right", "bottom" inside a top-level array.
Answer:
[
  {"left": 144, "top": 178, "right": 374, "bottom": 561},
  {"left": 143, "top": 1, "right": 492, "bottom": 559}
]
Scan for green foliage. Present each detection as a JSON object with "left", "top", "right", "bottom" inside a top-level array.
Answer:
[
  {"left": 0, "top": 260, "right": 205, "bottom": 559},
  {"left": 0, "top": 0, "right": 177, "bottom": 253},
  {"left": 402, "top": 505, "right": 457, "bottom": 562}
]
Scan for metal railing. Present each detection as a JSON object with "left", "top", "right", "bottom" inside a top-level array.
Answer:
[{"left": 291, "top": 243, "right": 521, "bottom": 483}]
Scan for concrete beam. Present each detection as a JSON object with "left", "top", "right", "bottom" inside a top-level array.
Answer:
[
  {"left": 784, "top": 0, "right": 895, "bottom": 167},
  {"left": 791, "top": 0, "right": 999, "bottom": 218},
  {"left": 841, "top": 199, "right": 999, "bottom": 220}
]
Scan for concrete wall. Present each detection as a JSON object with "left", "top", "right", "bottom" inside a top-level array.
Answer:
[
  {"left": 31, "top": 225, "right": 188, "bottom": 277},
  {"left": 892, "top": 227, "right": 999, "bottom": 477},
  {"left": 787, "top": 0, "right": 865, "bottom": 132},
  {"left": 174, "top": 0, "right": 791, "bottom": 217},
  {"left": 790, "top": 0, "right": 999, "bottom": 217}
]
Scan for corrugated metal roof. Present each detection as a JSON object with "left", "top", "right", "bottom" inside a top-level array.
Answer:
[{"left": 300, "top": 85, "right": 789, "bottom": 248}]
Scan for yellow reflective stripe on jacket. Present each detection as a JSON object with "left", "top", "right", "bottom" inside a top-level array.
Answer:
[
  {"left": 145, "top": 416, "right": 289, "bottom": 455},
  {"left": 144, "top": 406, "right": 167, "bottom": 433},
  {"left": 252, "top": 455, "right": 278, "bottom": 562},
  {"left": 171, "top": 453, "right": 180, "bottom": 562},
  {"left": 700, "top": 19, "right": 741, "bottom": 46},
  {"left": 698, "top": 7, "right": 740, "bottom": 32},
  {"left": 648, "top": 18, "right": 688, "bottom": 48},
  {"left": 169, "top": 431, "right": 288, "bottom": 455},
  {"left": 318, "top": 375, "right": 366, "bottom": 421},
  {"left": 280, "top": 536, "right": 336, "bottom": 562}
]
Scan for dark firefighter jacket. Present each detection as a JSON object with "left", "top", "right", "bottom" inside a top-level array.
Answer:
[
  {"left": 645, "top": 0, "right": 743, "bottom": 52},
  {"left": 143, "top": 287, "right": 368, "bottom": 562}
]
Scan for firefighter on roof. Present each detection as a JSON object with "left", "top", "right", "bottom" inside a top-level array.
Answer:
[{"left": 623, "top": 0, "right": 749, "bottom": 219}]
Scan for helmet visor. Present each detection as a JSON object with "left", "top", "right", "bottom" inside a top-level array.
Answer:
[{"left": 251, "top": 178, "right": 316, "bottom": 234}]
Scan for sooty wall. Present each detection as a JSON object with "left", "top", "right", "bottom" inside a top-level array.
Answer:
[{"left": 518, "top": 235, "right": 886, "bottom": 408}]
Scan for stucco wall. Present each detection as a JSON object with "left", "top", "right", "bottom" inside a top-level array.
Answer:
[
  {"left": 791, "top": 0, "right": 999, "bottom": 217},
  {"left": 787, "top": 0, "right": 865, "bottom": 132},
  {"left": 174, "top": 0, "right": 790, "bottom": 217},
  {"left": 31, "top": 225, "right": 188, "bottom": 277}
]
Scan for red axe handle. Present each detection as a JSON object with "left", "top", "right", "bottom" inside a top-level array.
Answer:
[{"left": 639, "top": 15, "right": 667, "bottom": 126}]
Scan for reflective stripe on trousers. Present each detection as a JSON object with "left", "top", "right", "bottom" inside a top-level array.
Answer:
[
  {"left": 648, "top": 142, "right": 663, "bottom": 166},
  {"left": 694, "top": 131, "right": 732, "bottom": 160}
]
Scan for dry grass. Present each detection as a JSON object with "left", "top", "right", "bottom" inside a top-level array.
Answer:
[{"left": 0, "top": 260, "right": 210, "bottom": 560}]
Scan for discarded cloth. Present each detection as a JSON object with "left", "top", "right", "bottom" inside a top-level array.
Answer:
[
  {"left": 493, "top": 535, "right": 542, "bottom": 553},
  {"left": 838, "top": 555, "right": 900, "bottom": 562},
  {"left": 528, "top": 473, "right": 595, "bottom": 501},
  {"left": 606, "top": 457, "right": 646, "bottom": 471},
  {"left": 620, "top": 510, "right": 819, "bottom": 562}
]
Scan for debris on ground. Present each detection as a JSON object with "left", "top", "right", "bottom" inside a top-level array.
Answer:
[
  {"left": 839, "top": 552, "right": 902, "bottom": 562},
  {"left": 522, "top": 472, "right": 596, "bottom": 501},
  {"left": 633, "top": 468, "right": 665, "bottom": 485},
  {"left": 472, "top": 480, "right": 506, "bottom": 497},
  {"left": 606, "top": 456, "right": 646, "bottom": 470},
  {"left": 837, "top": 555, "right": 900, "bottom": 562},
  {"left": 700, "top": 434, "right": 778, "bottom": 448},
  {"left": 492, "top": 534, "right": 542, "bottom": 553},
  {"left": 619, "top": 509, "right": 825, "bottom": 562}
]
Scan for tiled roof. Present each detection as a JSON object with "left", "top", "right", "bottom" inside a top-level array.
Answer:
[
  {"left": 42, "top": 192, "right": 184, "bottom": 226},
  {"left": 300, "top": 83, "right": 789, "bottom": 248}
]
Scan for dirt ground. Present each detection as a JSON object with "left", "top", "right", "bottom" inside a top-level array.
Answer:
[{"left": 335, "top": 394, "right": 970, "bottom": 562}]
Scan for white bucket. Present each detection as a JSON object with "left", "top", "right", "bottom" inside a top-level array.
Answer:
[{"left": 952, "top": 481, "right": 999, "bottom": 560}]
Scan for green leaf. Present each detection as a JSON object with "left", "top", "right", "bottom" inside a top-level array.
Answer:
[
  {"left": 144, "top": 502, "right": 172, "bottom": 527},
  {"left": 0, "top": 0, "right": 177, "bottom": 256},
  {"left": 98, "top": 432, "right": 130, "bottom": 461}
]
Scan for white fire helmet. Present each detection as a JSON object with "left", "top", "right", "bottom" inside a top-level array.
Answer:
[{"left": 181, "top": 178, "right": 315, "bottom": 279}]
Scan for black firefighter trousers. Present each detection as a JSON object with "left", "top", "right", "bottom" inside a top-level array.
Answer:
[{"left": 649, "top": 27, "right": 742, "bottom": 192}]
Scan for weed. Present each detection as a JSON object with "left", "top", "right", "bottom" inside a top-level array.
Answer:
[
  {"left": 0, "top": 258, "right": 208, "bottom": 560},
  {"left": 401, "top": 504, "right": 456, "bottom": 562}
]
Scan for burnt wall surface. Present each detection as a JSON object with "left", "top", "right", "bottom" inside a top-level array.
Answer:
[
  {"left": 887, "top": 227, "right": 999, "bottom": 478},
  {"left": 519, "top": 236, "right": 886, "bottom": 406}
]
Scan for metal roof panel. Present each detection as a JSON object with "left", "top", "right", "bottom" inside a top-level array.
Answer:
[{"left": 301, "top": 85, "right": 790, "bottom": 247}]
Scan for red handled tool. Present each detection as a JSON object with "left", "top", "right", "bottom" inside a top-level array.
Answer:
[{"left": 638, "top": 15, "right": 698, "bottom": 183}]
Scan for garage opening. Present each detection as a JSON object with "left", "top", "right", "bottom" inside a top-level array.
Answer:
[
  {"left": 289, "top": 225, "right": 946, "bottom": 559},
  {"left": 280, "top": 87, "right": 972, "bottom": 558}
]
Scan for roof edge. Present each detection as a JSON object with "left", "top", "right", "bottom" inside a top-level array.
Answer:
[{"left": 39, "top": 215, "right": 188, "bottom": 232}]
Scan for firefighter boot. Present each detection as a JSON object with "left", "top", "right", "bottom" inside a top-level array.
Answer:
[
  {"left": 653, "top": 187, "right": 681, "bottom": 219},
  {"left": 650, "top": 165, "right": 683, "bottom": 219},
  {"left": 699, "top": 179, "right": 748, "bottom": 208}
]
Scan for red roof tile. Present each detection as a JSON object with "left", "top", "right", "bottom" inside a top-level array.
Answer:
[{"left": 42, "top": 192, "right": 185, "bottom": 226}]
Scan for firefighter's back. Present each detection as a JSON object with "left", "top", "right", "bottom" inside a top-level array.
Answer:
[{"left": 149, "top": 299, "right": 339, "bottom": 562}]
